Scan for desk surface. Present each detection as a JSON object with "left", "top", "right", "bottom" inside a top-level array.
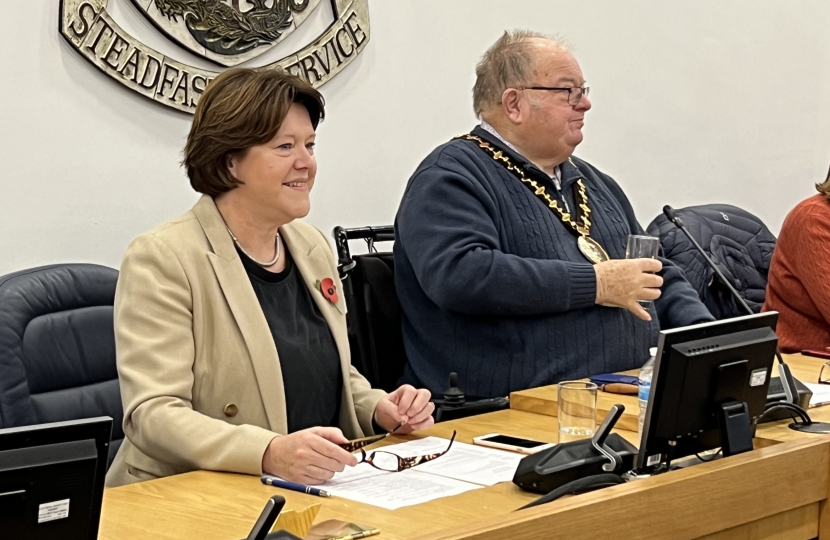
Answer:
[
  {"left": 510, "top": 353, "right": 830, "bottom": 435},
  {"left": 99, "top": 410, "right": 543, "bottom": 540},
  {"left": 100, "top": 409, "right": 830, "bottom": 540},
  {"left": 99, "top": 354, "right": 830, "bottom": 540}
]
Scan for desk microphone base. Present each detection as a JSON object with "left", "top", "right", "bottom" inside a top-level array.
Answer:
[
  {"left": 513, "top": 434, "right": 637, "bottom": 495},
  {"left": 761, "top": 376, "right": 812, "bottom": 423}
]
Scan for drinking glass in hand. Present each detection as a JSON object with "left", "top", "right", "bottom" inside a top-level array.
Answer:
[
  {"left": 625, "top": 234, "right": 661, "bottom": 308},
  {"left": 557, "top": 381, "right": 598, "bottom": 443}
]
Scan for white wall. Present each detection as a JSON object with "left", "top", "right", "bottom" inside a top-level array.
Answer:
[{"left": 2, "top": 0, "right": 830, "bottom": 275}]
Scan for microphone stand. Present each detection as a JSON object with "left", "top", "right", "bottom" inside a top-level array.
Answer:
[{"left": 662, "top": 206, "right": 830, "bottom": 433}]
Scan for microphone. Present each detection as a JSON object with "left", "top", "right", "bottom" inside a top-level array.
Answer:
[
  {"left": 662, "top": 205, "right": 681, "bottom": 225},
  {"left": 661, "top": 206, "right": 830, "bottom": 433},
  {"left": 661, "top": 206, "right": 797, "bottom": 401}
]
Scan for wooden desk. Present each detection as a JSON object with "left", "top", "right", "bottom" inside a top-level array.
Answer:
[
  {"left": 510, "top": 353, "right": 829, "bottom": 437},
  {"left": 781, "top": 353, "right": 826, "bottom": 387},
  {"left": 100, "top": 405, "right": 830, "bottom": 540},
  {"left": 511, "top": 375, "right": 641, "bottom": 431}
]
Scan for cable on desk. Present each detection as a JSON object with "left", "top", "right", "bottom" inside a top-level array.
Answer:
[
  {"left": 694, "top": 448, "right": 722, "bottom": 462},
  {"left": 760, "top": 401, "right": 810, "bottom": 425},
  {"left": 517, "top": 473, "right": 625, "bottom": 510}
]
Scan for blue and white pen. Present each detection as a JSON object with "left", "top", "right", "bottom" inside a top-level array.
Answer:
[{"left": 260, "top": 475, "right": 331, "bottom": 497}]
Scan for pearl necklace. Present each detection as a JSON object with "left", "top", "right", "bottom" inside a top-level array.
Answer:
[{"left": 226, "top": 227, "right": 281, "bottom": 268}]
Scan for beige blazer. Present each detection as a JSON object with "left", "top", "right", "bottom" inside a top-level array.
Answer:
[{"left": 106, "top": 195, "right": 386, "bottom": 487}]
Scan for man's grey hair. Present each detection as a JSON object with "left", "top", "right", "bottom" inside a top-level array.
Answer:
[{"left": 472, "top": 30, "right": 568, "bottom": 117}]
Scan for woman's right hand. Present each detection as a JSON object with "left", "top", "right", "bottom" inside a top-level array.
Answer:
[{"left": 261, "top": 427, "right": 358, "bottom": 484}]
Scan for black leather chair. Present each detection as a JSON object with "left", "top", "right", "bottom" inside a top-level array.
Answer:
[
  {"left": 333, "top": 226, "right": 510, "bottom": 421},
  {"left": 0, "top": 264, "right": 123, "bottom": 467},
  {"left": 333, "top": 226, "right": 404, "bottom": 393}
]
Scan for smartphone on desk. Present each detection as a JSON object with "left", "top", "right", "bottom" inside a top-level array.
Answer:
[{"left": 472, "top": 433, "right": 554, "bottom": 455}]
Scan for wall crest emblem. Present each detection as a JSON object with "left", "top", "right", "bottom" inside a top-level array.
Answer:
[
  {"left": 59, "top": 0, "right": 370, "bottom": 113},
  {"left": 138, "top": 0, "right": 322, "bottom": 66}
]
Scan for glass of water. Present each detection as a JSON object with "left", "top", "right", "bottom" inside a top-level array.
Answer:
[
  {"left": 626, "top": 234, "right": 661, "bottom": 308},
  {"left": 557, "top": 381, "right": 598, "bottom": 443}
]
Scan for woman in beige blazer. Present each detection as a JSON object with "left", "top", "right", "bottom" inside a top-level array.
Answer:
[{"left": 106, "top": 68, "right": 434, "bottom": 487}]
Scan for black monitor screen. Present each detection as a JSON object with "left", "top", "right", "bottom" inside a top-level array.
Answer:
[
  {"left": 637, "top": 313, "right": 778, "bottom": 471},
  {"left": 0, "top": 417, "right": 112, "bottom": 540}
]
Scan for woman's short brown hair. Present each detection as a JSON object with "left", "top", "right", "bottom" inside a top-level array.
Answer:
[{"left": 184, "top": 67, "right": 325, "bottom": 197}]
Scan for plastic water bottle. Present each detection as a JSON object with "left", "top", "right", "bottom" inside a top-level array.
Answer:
[{"left": 638, "top": 347, "right": 658, "bottom": 442}]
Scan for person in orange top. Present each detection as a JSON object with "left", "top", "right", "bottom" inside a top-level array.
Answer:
[{"left": 763, "top": 173, "right": 830, "bottom": 352}]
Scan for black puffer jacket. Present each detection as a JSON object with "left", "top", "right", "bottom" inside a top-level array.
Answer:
[{"left": 647, "top": 205, "right": 776, "bottom": 320}]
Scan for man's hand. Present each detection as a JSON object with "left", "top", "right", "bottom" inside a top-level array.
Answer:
[
  {"left": 594, "top": 259, "right": 663, "bottom": 321},
  {"left": 374, "top": 384, "right": 435, "bottom": 434},
  {"left": 261, "top": 427, "right": 358, "bottom": 485}
]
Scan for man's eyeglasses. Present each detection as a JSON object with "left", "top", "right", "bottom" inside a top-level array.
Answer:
[
  {"left": 515, "top": 85, "right": 590, "bottom": 107},
  {"left": 338, "top": 431, "right": 457, "bottom": 473}
]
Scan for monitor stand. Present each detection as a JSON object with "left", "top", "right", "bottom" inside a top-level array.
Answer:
[
  {"left": 713, "top": 360, "right": 754, "bottom": 457},
  {"left": 670, "top": 401, "right": 752, "bottom": 471},
  {"left": 717, "top": 400, "right": 753, "bottom": 457}
]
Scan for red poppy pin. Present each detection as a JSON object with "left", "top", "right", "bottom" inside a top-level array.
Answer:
[{"left": 315, "top": 278, "right": 342, "bottom": 314}]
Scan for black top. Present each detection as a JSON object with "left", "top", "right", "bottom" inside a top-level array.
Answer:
[{"left": 239, "top": 245, "right": 342, "bottom": 433}]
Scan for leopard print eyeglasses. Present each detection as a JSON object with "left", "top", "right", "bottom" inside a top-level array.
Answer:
[{"left": 339, "top": 431, "right": 457, "bottom": 473}]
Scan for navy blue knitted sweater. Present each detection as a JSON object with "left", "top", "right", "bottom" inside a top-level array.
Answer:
[{"left": 394, "top": 126, "right": 713, "bottom": 398}]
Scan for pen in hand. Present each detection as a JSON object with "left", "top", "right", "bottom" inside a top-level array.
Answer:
[
  {"left": 261, "top": 476, "right": 331, "bottom": 497},
  {"left": 390, "top": 418, "right": 408, "bottom": 434}
]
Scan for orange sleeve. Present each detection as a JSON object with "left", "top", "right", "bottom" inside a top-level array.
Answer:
[{"left": 787, "top": 204, "right": 830, "bottom": 325}]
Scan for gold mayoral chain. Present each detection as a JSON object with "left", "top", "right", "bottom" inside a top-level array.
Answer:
[{"left": 457, "top": 134, "right": 610, "bottom": 264}]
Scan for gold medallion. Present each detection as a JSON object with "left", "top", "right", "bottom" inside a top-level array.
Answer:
[
  {"left": 577, "top": 235, "right": 610, "bottom": 264},
  {"left": 457, "top": 133, "right": 611, "bottom": 265}
]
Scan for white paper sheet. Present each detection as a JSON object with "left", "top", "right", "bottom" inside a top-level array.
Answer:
[
  {"left": 324, "top": 468, "right": 480, "bottom": 510},
  {"left": 366, "top": 436, "right": 524, "bottom": 486},
  {"left": 320, "top": 435, "right": 522, "bottom": 509},
  {"left": 803, "top": 382, "right": 830, "bottom": 407}
]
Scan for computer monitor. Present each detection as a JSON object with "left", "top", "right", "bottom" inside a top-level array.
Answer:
[
  {"left": 0, "top": 417, "right": 112, "bottom": 540},
  {"left": 637, "top": 313, "right": 778, "bottom": 471}
]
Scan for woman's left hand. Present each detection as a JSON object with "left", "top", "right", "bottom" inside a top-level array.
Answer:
[{"left": 374, "top": 384, "right": 435, "bottom": 434}]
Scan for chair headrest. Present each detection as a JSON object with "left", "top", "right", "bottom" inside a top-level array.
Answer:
[{"left": 0, "top": 264, "right": 118, "bottom": 428}]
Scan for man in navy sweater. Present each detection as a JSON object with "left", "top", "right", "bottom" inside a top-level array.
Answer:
[{"left": 394, "top": 30, "right": 713, "bottom": 398}]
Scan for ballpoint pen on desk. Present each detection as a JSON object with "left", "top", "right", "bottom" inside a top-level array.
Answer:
[
  {"left": 332, "top": 528, "right": 381, "bottom": 540},
  {"left": 261, "top": 476, "right": 331, "bottom": 497}
]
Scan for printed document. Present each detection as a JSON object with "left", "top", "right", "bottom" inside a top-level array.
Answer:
[
  {"left": 324, "top": 436, "right": 523, "bottom": 509},
  {"left": 804, "top": 382, "right": 830, "bottom": 407},
  {"left": 324, "top": 469, "right": 480, "bottom": 510},
  {"left": 370, "top": 436, "right": 524, "bottom": 486}
]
